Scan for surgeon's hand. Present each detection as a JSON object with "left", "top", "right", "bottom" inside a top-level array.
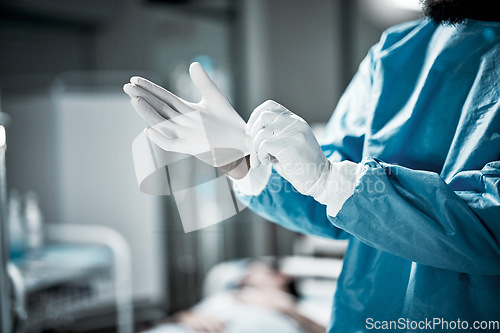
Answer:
[
  {"left": 246, "top": 100, "right": 331, "bottom": 197},
  {"left": 123, "top": 62, "right": 250, "bottom": 167}
]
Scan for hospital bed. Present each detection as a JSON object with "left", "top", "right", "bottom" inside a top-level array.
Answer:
[
  {"left": 204, "top": 255, "right": 342, "bottom": 327},
  {"left": 147, "top": 237, "right": 347, "bottom": 332},
  {"left": 8, "top": 224, "right": 133, "bottom": 333}
]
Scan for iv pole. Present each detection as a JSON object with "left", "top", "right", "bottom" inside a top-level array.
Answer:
[
  {"left": 0, "top": 126, "right": 11, "bottom": 332},
  {"left": 0, "top": 88, "right": 12, "bottom": 333}
]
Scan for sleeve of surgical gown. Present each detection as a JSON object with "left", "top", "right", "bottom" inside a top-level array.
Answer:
[
  {"left": 323, "top": 23, "right": 500, "bottom": 275},
  {"left": 331, "top": 158, "right": 500, "bottom": 275},
  {"left": 234, "top": 167, "right": 350, "bottom": 240}
]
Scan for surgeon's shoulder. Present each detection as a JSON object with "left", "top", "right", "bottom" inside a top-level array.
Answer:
[{"left": 374, "top": 19, "right": 436, "bottom": 55}]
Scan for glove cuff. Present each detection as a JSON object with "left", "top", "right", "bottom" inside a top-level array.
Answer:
[{"left": 310, "top": 160, "right": 363, "bottom": 217}]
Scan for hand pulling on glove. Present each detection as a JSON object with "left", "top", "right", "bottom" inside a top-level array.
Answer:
[
  {"left": 246, "top": 100, "right": 362, "bottom": 215},
  {"left": 123, "top": 62, "right": 250, "bottom": 167}
]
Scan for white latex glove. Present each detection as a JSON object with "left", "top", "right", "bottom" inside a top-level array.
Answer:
[
  {"left": 123, "top": 62, "right": 250, "bottom": 167},
  {"left": 247, "top": 100, "right": 362, "bottom": 215},
  {"left": 247, "top": 100, "right": 329, "bottom": 195}
]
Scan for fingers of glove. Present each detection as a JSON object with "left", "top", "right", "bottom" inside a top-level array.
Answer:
[
  {"left": 246, "top": 100, "right": 284, "bottom": 135},
  {"left": 249, "top": 111, "right": 280, "bottom": 138},
  {"left": 130, "top": 96, "right": 166, "bottom": 126},
  {"left": 129, "top": 76, "right": 192, "bottom": 113},
  {"left": 257, "top": 135, "right": 291, "bottom": 166},
  {"left": 251, "top": 123, "right": 276, "bottom": 158},
  {"left": 124, "top": 83, "right": 179, "bottom": 120},
  {"left": 257, "top": 139, "right": 274, "bottom": 166},
  {"left": 189, "top": 62, "right": 225, "bottom": 103},
  {"left": 248, "top": 109, "right": 286, "bottom": 169}
]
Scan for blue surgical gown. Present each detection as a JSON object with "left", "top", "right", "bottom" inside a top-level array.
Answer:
[{"left": 235, "top": 19, "right": 500, "bottom": 332}]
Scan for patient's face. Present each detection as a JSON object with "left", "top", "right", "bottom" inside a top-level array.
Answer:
[{"left": 240, "top": 262, "right": 290, "bottom": 291}]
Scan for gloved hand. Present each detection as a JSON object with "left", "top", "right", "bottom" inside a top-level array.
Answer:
[
  {"left": 123, "top": 62, "right": 250, "bottom": 167},
  {"left": 246, "top": 100, "right": 330, "bottom": 196},
  {"left": 247, "top": 100, "right": 362, "bottom": 214}
]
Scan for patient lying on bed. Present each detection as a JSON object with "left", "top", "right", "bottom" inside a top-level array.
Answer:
[{"left": 143, "top": 261, "right": 327, "bottom": 333}]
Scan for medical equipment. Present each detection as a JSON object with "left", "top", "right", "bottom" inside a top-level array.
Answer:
[
  {"left": 5, "top": 73, "right": 167, "bottom": 308},
  {"left": 8, "top": 190, "right": 25, "bottom": 260},
  {"left": 9, "top": 224, "right": 133, "bottom": 333},
  {"left": 23, "top": 192, "right": 44, "bottom": 253},
  {"left": 0, "top": 121, "right": 12, "bottom": 333}
]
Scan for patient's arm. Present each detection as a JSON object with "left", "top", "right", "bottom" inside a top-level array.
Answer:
[
  {"left": 156, "top": 310, "right": 225, "bottom": 333},
  {"left": 278, "top": 306, "right": 326, "bottom": 333},
  {"left": 235, "top": 288, "right": 326, "bottom": 333}
]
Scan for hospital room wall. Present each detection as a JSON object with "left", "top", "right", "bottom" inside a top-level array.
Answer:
[{"left": 238, "top": 0, "right": 400, "bottom": 124}]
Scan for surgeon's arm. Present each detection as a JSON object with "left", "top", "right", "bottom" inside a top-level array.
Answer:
[{"left": 330, "top": 159, "right": 500, "bottom": 275}]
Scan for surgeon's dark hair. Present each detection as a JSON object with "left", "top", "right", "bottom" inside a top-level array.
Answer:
[{"left": 420, "top": 0, "right": 500, "bottom": 25}]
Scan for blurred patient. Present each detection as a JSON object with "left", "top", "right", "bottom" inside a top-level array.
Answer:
[{"left": 143, "top": 262, "right": 325, "bottom": 333}]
